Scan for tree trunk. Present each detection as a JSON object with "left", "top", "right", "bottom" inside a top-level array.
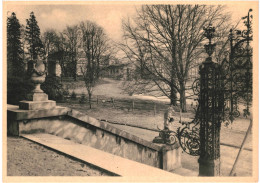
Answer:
[
  {"left": 73, "top": 60, "right": 77, "bottom": 81},
  {"left": 170, "top": 41, "right": 177, "bottom": 106},
  {"left": 88, "top": 92, "right": 92, "bottom": 109},
  {"left": 140, "top": 62, "right": 144, "bottom": 79},
  {"left": 179, "top": 82, "right": 187, "bottom": 112},
  {"left": 97, "top": 59, "right": 100, "bottom": 79},
  {"left": 45, "top": 56, "right": 48, "bottom": 76},
  {"left": 170, "top": 84, "right": 177, "bottom": 106}
]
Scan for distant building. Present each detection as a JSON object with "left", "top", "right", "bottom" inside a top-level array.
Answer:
[
  {"left": 102, "top": 63, "right": 130, "bottom": 79},
  {"left": 76, "top": 58, "right": 87, "bottom": 76}
]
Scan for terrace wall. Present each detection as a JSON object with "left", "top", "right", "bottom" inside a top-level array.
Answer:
[{"left": 7, "top": 105, "right": 181, "bottom": 171}]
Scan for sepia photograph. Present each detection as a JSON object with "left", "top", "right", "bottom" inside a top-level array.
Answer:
[{"left": 2, "top": 1, "right": 258, "bottom": 182}]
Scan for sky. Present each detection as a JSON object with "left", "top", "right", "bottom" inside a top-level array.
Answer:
[
  {"left": 6, "top": 4, "right": 138, "bottom": 42},
  {"left": 5, "top": 2, "right": 256, "bottom": 43}
]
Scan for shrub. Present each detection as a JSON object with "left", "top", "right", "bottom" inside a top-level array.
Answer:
[
  {"left": 41, "top": 75, "right": 69, "bottom": 102},
  {"left": 79, "top": 94, "right": 86, "bottom": 104},
  {"left": 70, "top": 91, "right": 77, "bottom": 100},
  {"left": 63, "top": 86, "right": 70, "bottom": 96},
  {"left": 7, "top": 77, "right": 34, "bottom": 105},
  {"left": 115, "top": 74, "right": 123, "bottom": 80}
]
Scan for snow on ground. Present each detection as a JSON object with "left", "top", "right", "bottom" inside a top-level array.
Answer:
[
  {"left": 132, "top": 94, "right": 170, "bottom": 102},
  {"left": 68, "top": 78, "right": 197, "bottom": 105},
  {"left": 60, "top": 78, "right": 253, "bottom": 176}
]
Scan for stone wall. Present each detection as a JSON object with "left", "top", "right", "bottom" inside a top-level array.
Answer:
[
  {"left": 7, "top": 105, "right": 181, "bottom": 171},
  {"left": 19, "top": 116, "right": 162, "bottom": 168}
]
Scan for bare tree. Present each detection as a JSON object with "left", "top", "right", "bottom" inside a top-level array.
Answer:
[
  {"left": 55, "top": 32, "right": 70, "bottom": 81},
  {"left": 42, "top": 29, "right": 70, "bottom": 81},
  {"left": 63, "top": 25, "right": 79, "bottom": 81},
  {"left": 79, "top": 21, "right": 110, "bottom": 108},
  {"left": 42, "top": 29, "right": 57, "bottom": 61},
  {"left": 42, "top": 29, "right": 59, "bottom": 76},
  {"left": 121, "top": 5, "right": 231, "bottom": 111}
]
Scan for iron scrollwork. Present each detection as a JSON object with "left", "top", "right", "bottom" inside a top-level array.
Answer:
[
  {"left": 157, "top": 120, "right": 200, "bottom": 156},
  {"left": 177, "top": 117, "right": 200, "bottom": 156},
  {"left": 156, "top": 10, "right": 253, "bottom": 158},
  {"left": 221, "top": 9, "right": 253, "bottom": 124}
]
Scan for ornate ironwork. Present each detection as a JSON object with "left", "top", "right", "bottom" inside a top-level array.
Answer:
[
  {"left": 156, "top": 119, "right": 200, "bottom": 156},
  {"left": 203, "top": 24, "right": 216, "bottom": 58},
  {"left": 155, "top": 10, "right": 253, "bottom": 161},
  {"left": 221, "top": 9, "right": 253, "bottom": 123},
  {"left": 199, "top": 57, "right": 224, "bottom": 162},
  {"left": 158, "top": 128, "right": 178, "bottom": 145},
  {"left": 196, "top": 22, "right": 224, "bottom": 176},
  {"left": 177, "top": 118, "right": 200, "bottom": 156}
]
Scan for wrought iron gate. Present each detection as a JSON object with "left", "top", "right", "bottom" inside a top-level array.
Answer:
[{"left": 173, "top": 9, "right": 253, "bottom": 161}]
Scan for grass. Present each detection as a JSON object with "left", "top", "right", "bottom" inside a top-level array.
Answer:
[
  {"left": 62, "top": 77, "right": 111, "bottom": 93},
  {"left": 59, "top": 78, "right": 250, "bottom": 132},
  {"left": 56, "top": 79, "right": 252, "bottom": 176},
  {"left": 57, "top": 97, "right": 252, "bottom": 176}
]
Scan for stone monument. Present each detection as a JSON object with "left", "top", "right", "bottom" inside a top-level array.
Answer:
[
  {"left": 153, "top": 106, "right": 176, "bottom": 145},
  {"left": 7, "top": 58, "right": 69, "bottom": 136},
  {"left": 19, "top": 59, "right": 56, "bottom": 110}
]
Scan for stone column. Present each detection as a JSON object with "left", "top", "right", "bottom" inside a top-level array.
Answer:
[{"left": 19, "top": 59, "right": 56, "bottom": 110}]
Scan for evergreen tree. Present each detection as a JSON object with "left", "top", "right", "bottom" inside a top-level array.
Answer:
[
  {"left": 7, "top": 12, "right": 24, "bottom": 77},
  {"left": 25, "top": 12, "right": 44, "bottom": 60},
  {"left": 7, "top": 12, "right": 34, "bottom": 105}
]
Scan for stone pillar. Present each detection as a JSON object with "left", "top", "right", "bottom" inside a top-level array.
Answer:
[
  {"left": 19, "top": 59, "right": 56, "bottom": 110},
  {"left": 198, "top": 25, "right": 224, "bottom": 176}
]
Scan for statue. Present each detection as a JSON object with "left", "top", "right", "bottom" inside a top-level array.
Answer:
[
  {"left": 163, "top": 105, "right": 175, "bottom": 130},
  {"left": 153, "top": 105, "right": 176, "bottom": 145}
]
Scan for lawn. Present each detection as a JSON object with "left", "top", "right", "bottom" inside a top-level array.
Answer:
[{"left": 58, "top": 77, "right": 252, "bottom": 176}]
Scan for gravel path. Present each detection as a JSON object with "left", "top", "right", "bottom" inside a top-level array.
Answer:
[{"left": 7, "top": 137, "right": 114, "bottom": 176}]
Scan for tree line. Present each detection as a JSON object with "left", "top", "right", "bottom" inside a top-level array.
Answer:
[
  {"left": 120, "top": 5, "right": 233, "bottom": 112},
  {"left": 8, "top": 5, "right": 239, "bottom": 112},
  {"left": 42, "top": 23, "right": 113, "bottom": 82},
  {"left": 7, "top": 11, "right": 113, "bottom": 107}
]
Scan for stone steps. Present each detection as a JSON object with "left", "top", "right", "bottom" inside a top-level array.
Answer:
[{"left": 21, "top": 133, "right": 182, "bottom": 177}]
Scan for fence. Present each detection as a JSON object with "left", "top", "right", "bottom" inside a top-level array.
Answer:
[{"left": 68, "top": 94, "right": 173, "bottom": 115}]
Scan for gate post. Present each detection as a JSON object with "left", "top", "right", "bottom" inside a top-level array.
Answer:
[{"left": 198, "top": 24, "right": 224, "bottom": 176}]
